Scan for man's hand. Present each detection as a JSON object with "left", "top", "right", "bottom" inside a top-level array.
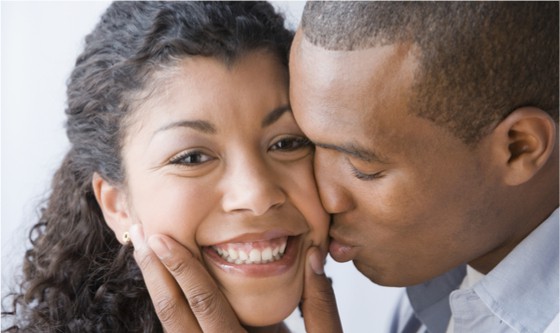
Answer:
[
  {"left": 129, "top": 224, "right": 246, "bottom": 333},
  {"left": 301, "top": 247, "right": 344, "bottom": 333}
]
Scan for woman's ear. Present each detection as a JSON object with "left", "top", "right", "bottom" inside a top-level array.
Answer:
[
  {"left": 92, "top": 173, "right": 132, "bottom": 244},
  {"left": 490, "top": 107, "right": 557, "bottom": 186}
]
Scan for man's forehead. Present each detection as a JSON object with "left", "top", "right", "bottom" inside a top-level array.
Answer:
[
  {"left": 294, "top": 33, "right": 418, "bottom": 80},
  {"left": 292, "top": 39, "right": 418, "bottom": 113},
  {"left": 290, "top": 31, "right": 421, "bottom": 160}
]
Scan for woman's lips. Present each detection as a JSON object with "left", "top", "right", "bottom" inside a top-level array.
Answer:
[
  {"left": 211, "top": 236, "right": 288, "bottom": 264},
  {"left": 203, "top": 236, "right": 301, "bottom": 277}
]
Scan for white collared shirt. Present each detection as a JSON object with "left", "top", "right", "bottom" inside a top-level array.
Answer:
[{"left": 391, "top": 208, "right": 559, "bottom": 333}]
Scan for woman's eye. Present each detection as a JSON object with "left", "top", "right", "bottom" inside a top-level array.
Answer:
[
  {"left": 169, "top": 150, "right": 213, "bottom": 166},
  {"left": 269, "top": 136, "right": 313, "bottom": 152}
]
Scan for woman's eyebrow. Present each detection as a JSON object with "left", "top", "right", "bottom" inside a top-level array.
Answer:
[
  {"left": 152, "top": 104, "right": 290, "bottom": 138},
  {"left": 154, "top": 119, "right": 217, "bottom": 136},
  {"left": 261, "top": 105, "right": 292, "bottom": 128}
]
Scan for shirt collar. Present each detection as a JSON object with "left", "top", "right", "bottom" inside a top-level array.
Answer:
[
  {"left": 406, "top": 208, "right": 559, "bottom": 333},
  {"left": 473, "top": 208, "right": 559, "bottom": 333},
  {"left": 406, "top": 265, "right": 464, "bottom": 332}
]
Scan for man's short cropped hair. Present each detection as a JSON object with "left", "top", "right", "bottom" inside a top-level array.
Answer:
[{"left": 301, "top": 1, "right": 558, "bottom": 143}]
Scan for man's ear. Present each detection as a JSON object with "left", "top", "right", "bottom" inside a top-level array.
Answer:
[
  {"left": 92, "top": 173, "right": 132, "bottom": 244},
  {"left": 490, "top": 107, "right": 557, "bottom": 186}
]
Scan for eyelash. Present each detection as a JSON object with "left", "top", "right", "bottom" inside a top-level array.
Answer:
[
  {"left": 269, "top": 136, "right": 313, "bottom": 152},
  {"left": 168, "top": 137, "right": 311, "bottom": 166},
  {"left": 349, "top": 164, "right": 384, "bottom": 181},
  {"left": 169, "top": 150, "right": 213, "bottom": 166}
]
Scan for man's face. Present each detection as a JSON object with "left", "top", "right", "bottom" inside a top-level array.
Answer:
[{"left": 290, "top": 31, "right": 509, "bottom": 286}]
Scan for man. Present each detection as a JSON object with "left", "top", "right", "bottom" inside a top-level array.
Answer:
[
  {"left": 289, "top": 2, "right": 558, "bottom": 332},
  {"left": 131, "top": 2, "right": 558, "bottom": 332}
]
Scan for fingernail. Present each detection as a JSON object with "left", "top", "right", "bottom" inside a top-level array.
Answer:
[
  {"left": 148, "top": 235, "right": 171, "bottom": 260},
  {"left": 129, "top": 224, "right": 145, "bottom": 248},
  {"left": 309, "top": 249, "right": 325, "bottom": 275}
]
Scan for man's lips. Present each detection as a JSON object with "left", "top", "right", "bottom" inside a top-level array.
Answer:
[{"left": 328, "top": 231, "right": 357, "bottom": 263}]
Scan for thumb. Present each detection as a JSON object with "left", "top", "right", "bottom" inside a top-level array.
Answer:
[{"left": 301, "top": 247, "right": 343, "bottom": 333}]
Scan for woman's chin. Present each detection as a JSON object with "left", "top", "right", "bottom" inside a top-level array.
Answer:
[
  {"left": 232, "top": 290, "right": 300, "bottom": 327},
  {"left": 202, "top": 234, "right": 312, "bottom": 327},
  {"left": 216, "top": 270, "right": 304, "bottom": 327}
]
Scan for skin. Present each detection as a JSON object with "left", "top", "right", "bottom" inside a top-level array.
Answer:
[
  {"left": 104, "top": 27, "right": 557, "bottom": 333},
  {"left": 94, "top": 50, "right": 328, "bottom": 330},
  {"left": 288, "top": 30, "right": 558, "bottom": 286}
]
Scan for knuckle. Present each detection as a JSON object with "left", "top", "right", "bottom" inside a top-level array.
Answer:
[
  {"left": 310, "top": 297, "right": 334, "bottom": 315},
  {"left": 136, "top": 251, "right": 154, "bottom": 272},
  {"left": 188, "top": 289, "right": 219, "bottom": 316},
  {"left": 317, "top": 288, "right": 337, "bottom": 309},
  {"left": 319, "top": 281, "right": 337, "bottom": 301},
  {"left": 154, "top": 296, "right": 178, "bottom": 324},
  {"left": 164, "top": 256, "right": 188, "bottom": 276},
  {"left": 307, "top": 280, "right": 338, "bottom": 313}
]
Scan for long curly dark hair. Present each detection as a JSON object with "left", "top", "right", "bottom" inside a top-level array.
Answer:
[{"left": 2, "top": 2, "right": 293, "bottom": 332}]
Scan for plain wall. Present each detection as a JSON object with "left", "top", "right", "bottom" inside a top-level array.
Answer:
[{"left": 1, "top": 2, "right": 402, "bottom": 332}]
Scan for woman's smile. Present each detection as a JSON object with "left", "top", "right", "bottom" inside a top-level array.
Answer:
[
  {"left": 204, "top": 235, "right": 303, "bottom": 277},
  {"left": 211, "top": 236, "right": 289, "bottom": 265}
]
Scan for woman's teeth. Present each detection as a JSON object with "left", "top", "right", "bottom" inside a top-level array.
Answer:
[{"left": 212, "top": 237, "right": 288, "bottom": 265}]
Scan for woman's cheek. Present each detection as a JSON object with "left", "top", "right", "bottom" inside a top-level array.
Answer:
[
  {"left": 313, "top": 213, "right": 330, "bottom": 252},
  {"left": 303, "top": 195, "right": 329, "bottom": 247},
  {"left": 294, "top": 171, "right": 330, "bottom": 249},
  {"left": 133, "top": 203, "right": 203, "bottom": 259}
]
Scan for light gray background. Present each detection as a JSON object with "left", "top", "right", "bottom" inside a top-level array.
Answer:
[{"left": 1, "top": 2, "right": 402, "bottom": 332}]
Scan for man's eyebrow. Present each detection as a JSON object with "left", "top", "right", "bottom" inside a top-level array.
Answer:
[
  {"left": 315, "top": 142, "right": 386, "bottom": 163},
  {"left": 261, "top": 105, "right": 292, "bottom": 128},
  {"left": 154, "top": 120, "right": 217, "bottom": 136}
]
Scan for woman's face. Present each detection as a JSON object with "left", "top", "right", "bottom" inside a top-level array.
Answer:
[{"left": 121, "top": 51, "right": 329, "bottom": 326}]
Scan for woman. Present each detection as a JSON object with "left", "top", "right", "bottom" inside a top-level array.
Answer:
[{"left": 2, "top": 2, "right": 328, "bottom": 332}]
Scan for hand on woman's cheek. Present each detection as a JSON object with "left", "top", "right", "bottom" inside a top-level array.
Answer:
[{"left": 129, "top": 224, "right": 247, "bottom": 333}]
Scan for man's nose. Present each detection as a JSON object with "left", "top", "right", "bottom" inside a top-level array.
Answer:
[{"left": 314, "top": 149, "right": 354, "bottom": 214}]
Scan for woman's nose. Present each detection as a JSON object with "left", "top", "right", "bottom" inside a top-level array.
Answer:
[{"left": 220, "top": 159, "right": 286, "bottom": 216}]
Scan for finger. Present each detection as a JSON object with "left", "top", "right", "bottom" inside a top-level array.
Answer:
[
  {"left": 301, "top": 246, "right": 343, "bottom": 333},
  {"left": 129, "top": 224, "right": 202, "bottom": 333},
  {"left": 148, "top": 234, "right": 246, "bottom": 333}
]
